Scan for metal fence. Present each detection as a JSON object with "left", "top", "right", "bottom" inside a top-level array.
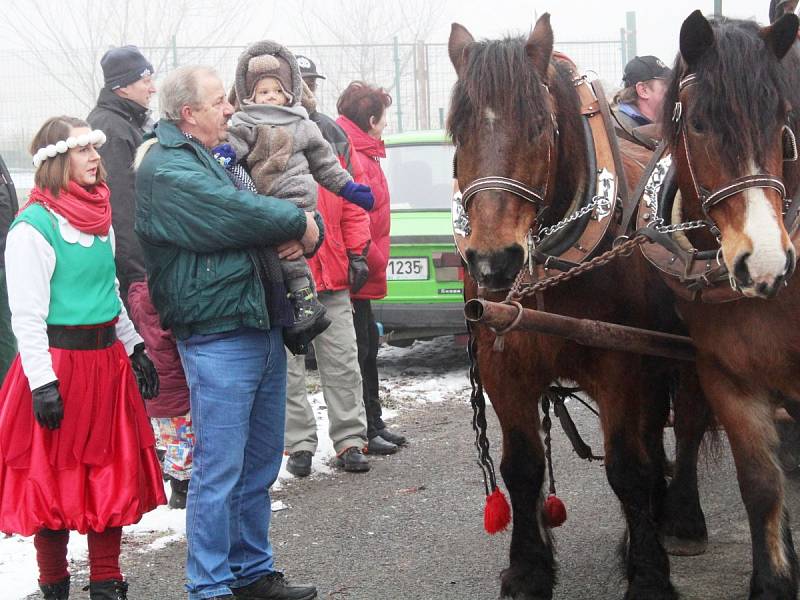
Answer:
[{"left": 0, "top": 32, "right": 633, "bottom": 172}]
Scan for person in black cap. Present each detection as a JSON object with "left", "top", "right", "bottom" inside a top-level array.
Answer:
[
  {"left": 611, "top": 55, "right": 671, "bottom": 149},
  {"left": 88, "top": 46, "right": 195, "bottom": 511}
]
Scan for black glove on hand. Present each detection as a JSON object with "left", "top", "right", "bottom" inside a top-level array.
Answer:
[
  {"left": 130, "top": 342, "right": 160, "bottom": 400},
  {"left": 348, "top": 247, "right": 370, "bottom": 293},
  {"left": 32, "top": 381, "right": 64, "bottom": 430}
]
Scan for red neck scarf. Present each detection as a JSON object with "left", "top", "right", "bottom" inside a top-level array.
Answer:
[{"left": 27, "top": 181, "right": 112, "bottom": 236}]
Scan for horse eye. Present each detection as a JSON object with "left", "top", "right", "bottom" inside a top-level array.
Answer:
[{"left": 690, "top": 118, "right": 705, "bottom": 133}]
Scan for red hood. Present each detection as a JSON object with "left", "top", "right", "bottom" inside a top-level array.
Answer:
[{"left": 337, "top": 116, "right": 386, "bottom": 159}]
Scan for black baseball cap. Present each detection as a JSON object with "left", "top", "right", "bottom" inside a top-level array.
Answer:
[
  {"left": 622, "top": 55, "right": 671, "bottom": 87},
  {"left": 295, "top": 55, "right": 326, "bottom": 80}
]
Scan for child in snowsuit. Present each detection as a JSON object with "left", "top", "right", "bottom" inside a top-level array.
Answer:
[{"left": 227, "top": 40, "right": 374, "bottom": 349}]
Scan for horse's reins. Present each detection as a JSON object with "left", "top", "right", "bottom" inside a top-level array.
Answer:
[{"left": 674, "top": 73, "right": 791, "bottom": 238}]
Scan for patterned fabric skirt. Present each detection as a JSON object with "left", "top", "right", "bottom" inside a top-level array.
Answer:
[
  {"left": 151, "top": 414, "right": 194, "bottom": 480},
  {"left": 0, "top": 342, "right": 166, "bottom": 535}
]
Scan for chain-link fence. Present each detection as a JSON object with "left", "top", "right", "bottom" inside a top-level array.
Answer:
[{"left": 1, "top": 32, "right": 632, "bottom": 174}]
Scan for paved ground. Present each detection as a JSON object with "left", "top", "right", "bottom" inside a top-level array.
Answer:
[{"left": 25, "top": 338, "right": 800, "bottom": 600}]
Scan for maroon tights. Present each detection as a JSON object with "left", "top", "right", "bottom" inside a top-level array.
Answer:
[{"left": 34, "top": 527, "right": 122, "bottom": 584}]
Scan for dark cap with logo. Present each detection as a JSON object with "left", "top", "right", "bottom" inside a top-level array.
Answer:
[
  {"left": 101, "top": 45, "right": 154, "bottom": 90},
  {"left": 622, "top": 55, "right": 671, "bottom": 87},
  {"left": 295, "top": 55, "right": 326, "bottom": 80}
]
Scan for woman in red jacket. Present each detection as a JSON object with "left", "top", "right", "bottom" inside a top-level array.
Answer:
[{"left": 337, "top": 81, "right": 407, "bottom": 451}]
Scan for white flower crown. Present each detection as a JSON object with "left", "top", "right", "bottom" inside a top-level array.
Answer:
[{"left": 32, "top": 129, "right": 107, "bottom": 169}]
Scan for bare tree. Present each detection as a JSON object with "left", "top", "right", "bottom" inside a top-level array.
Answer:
[{"left": 1, "top": 0, "right": 255, "bottom": 111}]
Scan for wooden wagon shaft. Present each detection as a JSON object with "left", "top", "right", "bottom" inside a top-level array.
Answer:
[{"left": 464, "top": 298, "right": 697, "bottom": 362}]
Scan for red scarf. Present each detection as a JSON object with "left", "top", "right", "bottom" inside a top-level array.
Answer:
[{"left": 27, "top": 181, "right": 112, "bottom": 236}]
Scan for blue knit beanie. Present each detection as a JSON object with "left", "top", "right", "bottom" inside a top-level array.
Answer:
[{"left": 101, "top": 45, "right": 154, "bottom": 90}]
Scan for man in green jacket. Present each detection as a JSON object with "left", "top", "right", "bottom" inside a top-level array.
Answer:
[{"left": 135, "top": 65, "right": 319, "bottom": 600}]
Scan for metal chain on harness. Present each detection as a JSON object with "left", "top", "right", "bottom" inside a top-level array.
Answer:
[
  {"left": 535, "top": 196, "right": 612, "bottom": 243},
  {"left": 505, "top": 233, "right": 649, "bottom": 303}
]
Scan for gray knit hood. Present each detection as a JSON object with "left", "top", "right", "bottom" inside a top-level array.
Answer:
[{"left": 234, "top": 39, "right": 302, "bottom": 108}]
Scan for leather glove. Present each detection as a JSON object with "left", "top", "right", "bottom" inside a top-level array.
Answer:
[
  {"left": 32, "top": 381, "right": 64, "bottom": 430},
  {"left": 130, "top": 343, "right": 160, "bottom": 400},
  {"left": 339, "top": 181, "right": 375, "bottom": 211},
  {"left": 348, "top": 247, "right": 370, "bottom": 293}
]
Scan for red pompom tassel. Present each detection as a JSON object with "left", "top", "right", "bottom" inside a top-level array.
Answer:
[
  {"left": 543, "top": 494, "right": 567, "bottom": 528},
  {"left": 484, "top": 487, "right": 511, "bottom": 534}
]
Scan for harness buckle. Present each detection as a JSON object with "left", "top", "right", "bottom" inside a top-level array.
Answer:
[{"left": 672, "top": 102, "right": 683, "bottom": 124}]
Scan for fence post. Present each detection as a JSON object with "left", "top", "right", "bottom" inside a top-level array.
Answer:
[
  {"left": 393, "top": 36, "right": 403, "bottom": 133},
  {"left": 714, "top": 0, "right": 722, "bottom": 16},
  {"left": 625, "top": 11, "right": 637, "bottom": 62},
  {"left": 171, "top": 35, "right": 178, "bottom": 68},
  {"left": 415, "top": 40, "right": 430, "bottom": 130},
  {"left": 619, "top": 27, "right": 627, "bottom": 68}
]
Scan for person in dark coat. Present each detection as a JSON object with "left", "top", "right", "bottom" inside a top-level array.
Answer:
[
  {"left": 87, "top": 45, "right": 193, "bottom": 509},
  {"left": 0, "top": 154, "right": 19, "bottom": 382}
]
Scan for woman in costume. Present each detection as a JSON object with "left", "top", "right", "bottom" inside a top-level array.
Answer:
[{"left": 0, "top": 116, "right": 166, "bottom": 600}]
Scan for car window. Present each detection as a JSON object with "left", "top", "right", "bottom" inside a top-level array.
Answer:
[{"left": 384, "top": 143, "right": 455, "bottom": 210}]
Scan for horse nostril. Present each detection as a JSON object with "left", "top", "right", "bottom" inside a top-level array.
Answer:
[
  {"left": 786, "top": 248, "right": 797, "bottom": 279},
  {"left": 733, "top": 252, "right": 753, "bottom": 287}
]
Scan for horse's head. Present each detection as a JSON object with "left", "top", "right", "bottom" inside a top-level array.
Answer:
[
  {"left": 448, "top": 15, "right": 575, "bottom": 291},
  {"left": 665, "top": 10, "right": 800, "bottom": 298}
]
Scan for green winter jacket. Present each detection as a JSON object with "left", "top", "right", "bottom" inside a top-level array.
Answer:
[{"left": 134, "top": 120, "right": 307, "bottom": 340}]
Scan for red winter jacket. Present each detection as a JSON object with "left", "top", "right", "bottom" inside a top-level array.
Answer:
[
  {"left": 336, "top": 115, "right": 391, "bottom": 300},
  {"left": 309, "top": 142, "right": 371, "bottom": 292}
]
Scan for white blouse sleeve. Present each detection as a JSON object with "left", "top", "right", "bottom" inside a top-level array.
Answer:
[
  {"left": 5, "top": 223, "right": 57, "bottom": 390},
  {"left": 108, "top": 227, "right": 143, "bottom": 354}
]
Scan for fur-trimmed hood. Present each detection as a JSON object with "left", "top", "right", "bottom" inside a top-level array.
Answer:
[{"left": 234, "top": 40, "right": 302, "bottom": 107}]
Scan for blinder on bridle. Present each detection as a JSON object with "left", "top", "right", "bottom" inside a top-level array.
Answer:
[{"left": 672, "top": 73, "right": 795, "bottom": 234}]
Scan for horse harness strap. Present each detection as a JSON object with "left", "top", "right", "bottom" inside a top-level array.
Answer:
[{"left": 461, "top": 176, "right": 545, "bottom": 210}]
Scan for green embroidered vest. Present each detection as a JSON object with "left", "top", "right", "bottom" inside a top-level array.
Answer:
[{"left": 11, "top": 203, "right": 120, "bottom": 325}]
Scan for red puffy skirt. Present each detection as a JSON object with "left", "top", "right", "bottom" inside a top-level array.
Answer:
[{"left": 0, "top": 341, "right": 166, "bottom": 535}]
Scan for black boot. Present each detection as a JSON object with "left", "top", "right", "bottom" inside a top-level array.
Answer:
[
  {"left": 232, "top": 572, "right": 317, "bottom": 600},
  {"left": 288, "top": 287, "right": 327, "bottom": 332},
  {"left": 39, "top": 576, "right": 69, "bottom": 599},
  {"left": 366, "top": 435, "right": 398, "bottom": 455},
  {"left": 168, "top": 476, "right": 190, "bottom": 509},
  {"left": 286, "top": 451, "right": 312, "bottom": 478},
  {"left": 86, "top": 579, "right": 128, "bottom": 600},
  {"left": 331, "top": 447, "right": 370, "bottom": 472},
  {"left": 376, "top": 427, "right": 407, "bottom": 446}
]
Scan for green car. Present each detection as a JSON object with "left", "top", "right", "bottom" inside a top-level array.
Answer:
[{"left": 372, "top": 130, "right": 466, "bottom": 343}]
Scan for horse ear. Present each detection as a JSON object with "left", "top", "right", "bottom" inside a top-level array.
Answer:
[
  {"left": 526, "top": 13, "right": 554, "bottom": 81},
  {"left": 449, "top": 23, "right": 475, "bottom": 79},
  {"left": 761, "top": 13, "right": 799, "bottom": 61},
  {"left": 679, "top": 10, "right": 715, "bottom": 67}
]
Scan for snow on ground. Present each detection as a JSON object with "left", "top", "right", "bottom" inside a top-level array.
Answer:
[{"left": 3, "top": 335, "right": 469, "bottom": 598}]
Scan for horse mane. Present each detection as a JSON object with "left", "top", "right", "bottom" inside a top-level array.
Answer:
[
  {"left": 447, "top": 35, "right": 586, "bottom": 224},
  {"left": 447, "top": 35, "right": 554, "bottom": 146},
  {"left": 661, "top": 17, "right": 799, "bottom": 172}
]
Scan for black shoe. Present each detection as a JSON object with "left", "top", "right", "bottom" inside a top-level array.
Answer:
[
  {"left": 39, "top": 576, "right": 69, "bottom": 599},
  {"left": 168, "top": 476, "right": 189, "bottom": 509},
  {"left": 232, "top": 572, "right": 317, "bottom": 600},
  {"left": 332, "top": 447, "right": 370, "bottom": 472},
  {"left": 283, "top": 315, "right": 332, "bottom": 356},
  {"left": 366, "top": 435, "right": 398, "bottom": 455},
  {"left": 286, "top": 450, "right": 312, "bottom": 477},
  {"left": 85, "top": 579, "right": 128, "bottom": 600},
  {"left": 377, "top": 427, "right": 407, "bottom": 446},
  {"left": 288, "top": 287, "right": 326, "bottom": 331}
]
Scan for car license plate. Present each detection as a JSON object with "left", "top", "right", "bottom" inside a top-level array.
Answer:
[{"left": 387, "top": 257, "right": 429, "bottom": 280}]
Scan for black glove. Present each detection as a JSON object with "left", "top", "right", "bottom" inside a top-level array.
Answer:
[
  {"left": 130, "top": 343, "right": 160, "bottom": 400},
  {"left": 348, "top": 246, "right": 370, "bottom": 293},
  {"left": 32, "top": 381, "right": 64, "bottom": 430}
]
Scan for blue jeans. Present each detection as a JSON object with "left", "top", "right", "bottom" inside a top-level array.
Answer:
[{"left": 177, "top": 327, "right": 286, "bottom": 599}]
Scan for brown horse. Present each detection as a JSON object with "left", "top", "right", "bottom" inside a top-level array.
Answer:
[
  {"left": 658, "top": 11, "right": 800, "bottom": 598},
  {"left": 448, "top": 14, "right": 706, "bottom": 600}
]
